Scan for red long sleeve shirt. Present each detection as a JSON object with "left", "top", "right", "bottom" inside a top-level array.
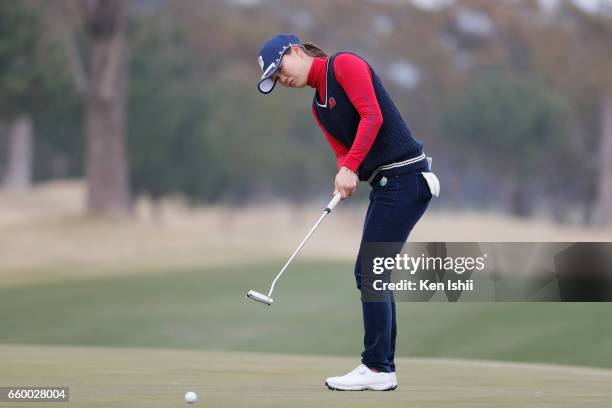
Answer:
[{"left": 308, "top": 55, "right": 384, "bottom": 173}]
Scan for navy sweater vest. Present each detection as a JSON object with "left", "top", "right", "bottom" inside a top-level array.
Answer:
[{"left": 313, "top": 52, "right": 425, "bottom": 182}]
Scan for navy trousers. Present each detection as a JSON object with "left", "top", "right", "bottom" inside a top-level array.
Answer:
[{"left": 354, "top": 167, "right": 432, "bottom": 373}]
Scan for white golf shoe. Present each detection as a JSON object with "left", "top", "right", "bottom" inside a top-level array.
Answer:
[{"left": 325, "top": 364, "right": 398, "bottom": 391}]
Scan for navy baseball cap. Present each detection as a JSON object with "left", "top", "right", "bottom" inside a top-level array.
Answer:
[{"left": 257, "top": 34, "right": 302, "bottom": 94}]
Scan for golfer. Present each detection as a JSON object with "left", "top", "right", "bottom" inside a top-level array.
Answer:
[{"left": 256, "top": 34, "right": 439, "bottom": 391}]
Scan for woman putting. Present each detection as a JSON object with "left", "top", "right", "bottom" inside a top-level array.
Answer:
[{"left": 256, "top": 34, "right": 439, "bottom": 391}]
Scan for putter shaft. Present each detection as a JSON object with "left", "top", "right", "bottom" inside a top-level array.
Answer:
[{"left": 246, "top": 193, "right": 342, "bottom": 304}]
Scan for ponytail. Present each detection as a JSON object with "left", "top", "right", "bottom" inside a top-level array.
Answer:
[{"left": 302, "top": 42, "right": 328, "bottom": 58}]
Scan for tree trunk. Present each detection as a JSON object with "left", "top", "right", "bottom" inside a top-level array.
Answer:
[
  {"left": 2, "top": 115, "right": 33, "bottom": 192},
  {"left": 84, "top": 1, "right": 130, "bottom": 217},
  {"left": 595, "top": 94, "right": 612, "bottom": 225}
]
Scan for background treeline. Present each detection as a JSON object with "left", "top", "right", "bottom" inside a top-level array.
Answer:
[{"left": 1, "top": 0, "right": 611, "bottom": 224}]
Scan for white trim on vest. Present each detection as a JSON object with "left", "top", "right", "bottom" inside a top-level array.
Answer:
[
  {"left": 315, "top": 57, "right": 331, "bottom": 108},
  {"left": 366, "top": 153, "right": 427, "bottom": 184}
]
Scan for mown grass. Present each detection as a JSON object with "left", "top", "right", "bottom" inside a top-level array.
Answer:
[
  {"left": 1, "top": 260, "right": 611, "bottom": 369},
  {"left": 1, "top": 344, "right": 611, "bottom": 408}
]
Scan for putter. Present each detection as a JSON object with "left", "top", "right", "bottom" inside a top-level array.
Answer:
[{"left": 246, "top": 192, "right": 342, "bottom": 306}]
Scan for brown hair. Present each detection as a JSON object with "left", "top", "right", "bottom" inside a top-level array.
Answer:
[{"left": 301, "top": 42, "right": 328, "bottom": 58}]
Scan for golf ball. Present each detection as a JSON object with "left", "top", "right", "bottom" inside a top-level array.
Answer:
[{"left": 185, "top": 391, "right": 197, "bottom": 404}]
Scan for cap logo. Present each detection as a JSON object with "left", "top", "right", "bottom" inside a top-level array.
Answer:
[{"left": 258, "top": 56, "right": 264, "bottom": 70}]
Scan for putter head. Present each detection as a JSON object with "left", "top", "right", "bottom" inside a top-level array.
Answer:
[{"left": 246, "top": 290, "right": 274, "bottom": 305}]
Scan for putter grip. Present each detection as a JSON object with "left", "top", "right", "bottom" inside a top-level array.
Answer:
[{"left": 325, "top": 193, "right": 342, "bottom": 213}]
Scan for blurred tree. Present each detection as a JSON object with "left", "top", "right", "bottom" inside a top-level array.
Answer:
[
  {"left": 0, "top": 1, "right": 41, "bottom": 191},
  {"left": 570, "top": 6, "right": 612, "bottom": 225},
  {"left": 2, "top": 116, "right": 32, "bottom": 190},
  {"left": 441, "top": 72, "right": 570, "bottom": 216},
  {"left": 599, "top": 95, "right": 612, "bottom": 224},
  {"left": 528, "top": 1, "right": 612, "bottom": 224},
  {"left": 18, "top": 0, "right": 606, "bottom": 214},
  {"left": 60, "top": 0, "right": 131, "bottom": 217},
  {"left": 170, "top": 0, "right": 338, "bottom": 203},
  {"left": 430, "top": 0, "right": 603, "bottom": 220},
  {"left": 1, "top": 2, "right": 83, "bottom": 187},
  {"left": 31, "top": 57, "right": 83, "bottom": 181},
  {"left": 127, "top": 17, "right": 211, "bottom": 211}
]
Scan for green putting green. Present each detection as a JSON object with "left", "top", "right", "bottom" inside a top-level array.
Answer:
[
  {"left": 0, "top": 344, "right": 610, "bottom": 408},
  {"left": 1, "top": 261, "right": 611, "bottom": 369}
]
